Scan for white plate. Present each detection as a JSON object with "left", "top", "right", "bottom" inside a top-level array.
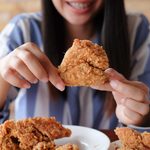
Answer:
[
  {"left": 108, "top": 140, "right": 121, "bottom": 150},
  {"left": 55, "top": 125, "right": 110, "bottom": 150}
]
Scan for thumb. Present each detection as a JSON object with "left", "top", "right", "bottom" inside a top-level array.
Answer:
[
  {"left": 41, "top": 58, "right": 65, "bottom": 91},
  {"left": 105, "top": 68, "right": 127, "bottom": 82},
  {"left": 49, "top": 64, "right": 65, "bottom": 91}
]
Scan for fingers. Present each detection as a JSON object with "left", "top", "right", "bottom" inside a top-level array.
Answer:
[
  {"left": 15, "top": 49, "right": 49, "bottom": 82},
  {"left": 90, "top": 82, "right": 113, "bottom": 91},
  {"left": 110, "top": 80, "right": 147, "bottom": 102},
  {"left": 47, "top": 65, "right": 65, "bottom": 91},
  {"left": 106, "top": 68, "right": 150, "bottom": 125},
  {"left": 21, "top": 42, "right": 47, "bottom": 60},
  {"left": 90, "top": 68, "right": 116, "bottom": 91},
  {"left": 0, "top": 42, "right": 65, "bottom": 91},
  {"left": 112, "top": 91, "right": 124, "bottom": 104},
  {"left": 106, "top": 68, "right": 149, "bottom": 94},
  {"left": 105, "top": 68, "right": 149, "bottom": 102},
  {"left": 116, "top": 105, "right": 143, "bottom": 125},
  {"left": 92, "top": 68, "right": 149, "bottom": 102},
  {"left": 121, "top": 97, "right": 150, "bottom": 116},
  {"left": 105, "top": 68, "right": 126, "bottom": 81},
  {"left": 2, "top": 68, "right": 31, "bottom": 88},
  {"left": 10, "top": 56, "right": 38, "bottom": 84},
  {"left": 15, "top": 43, "right": 65, "bottom": 91},
  {"left": 131, "top": 81, "right": 149, "bottom": 95}
]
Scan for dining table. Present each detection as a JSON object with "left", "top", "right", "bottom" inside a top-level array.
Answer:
[{"left": 100, "top": 129, "right": 118, "bottom": 142}]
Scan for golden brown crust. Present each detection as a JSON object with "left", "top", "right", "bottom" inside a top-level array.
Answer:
[
  {"left": 115, "top": 127, "right": 150, "bottom": 150},
  {"left": 142, "top": 132, "right": 150, "bottom": 148},
  {"left": 33, "top": 141, "right": 56, "bottom": 150},
  {"left": 0, "top": 117, "right": 71, "bottom": 150},
  {"left": 56, "top": 143, "right": 79, "bottom": 150},
  {"left": 0, "top": 120, "right": 19, "bottom": 150},
  {"left": 58, "top": 39, "right": 109, "bottom": 86},
  {"left": 26, "top": 117, "right": 71, "bottom": 139}
]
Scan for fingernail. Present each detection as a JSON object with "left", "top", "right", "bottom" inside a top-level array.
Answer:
[
  {"left": 110, "top": 80, "right": 118, "bottom": 88},
  {"left": 90, "top": 86, "right": 98, "bottom": 89},
  {"left": 33, "top": 79, "right": 38, "bottom": 84},
  {"left": 105, "top": 68, "right": 113, "bottom": 73},
  {"left": 56, "top": 83, "right": 65, "bottom": 91},
  {"left": 105, "top": 68, "right": 115, "bottom": 77},
  {"left": 23, "top": 83, "right": 31, "bottom": 89}
]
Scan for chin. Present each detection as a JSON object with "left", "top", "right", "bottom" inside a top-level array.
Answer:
[
  {"left": 67, "top": 17, "right": 91, "bottom": 26},
  {"left": 70, "top": 21, "right": 88, "bottom": 26}
]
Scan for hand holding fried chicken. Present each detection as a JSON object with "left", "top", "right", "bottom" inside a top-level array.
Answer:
[
  {"left": 59, "top": 39, "right": 150, "bottom": 126},
  {"left": 94, "top": 68, "right": 150, "bottom": 126}
]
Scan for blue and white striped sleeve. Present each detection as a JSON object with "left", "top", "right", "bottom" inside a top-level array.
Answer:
[
  {"left": 130, "top": 14, "right": 150, "bottom": 93},
  {"left": 0, "top": 15, "right": 27, "bottom": 122},
  {"left": 0, "top": 14, "right": 29, "bottom": 58},
  {"left": 123, "top": 14, "right": 150, "bottom": 129}
]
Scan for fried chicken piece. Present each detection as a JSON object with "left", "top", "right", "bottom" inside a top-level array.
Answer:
[
  {"left": 115, "top": 127, "right": 150, "bottom": 150},
  {"left": 142, "top": 132, "right": 150, "bottom": 148},
  {"left": 58, "top": 39, "right": 109, "bottom": 86},
  {"left": 26, "top": 117, "right": 71, "bottom": 140},
  {"left": 0, "top": 117, "right": 71, "bottom": 150},
  {"left": 0, "top": 120, "right": 19, "bottom": 150},
  {"left": 33, "top": 141, "right": 56, "bottom": 150},
  {"left": 56, "top": 143, "right": 79, "bottom": 150}
]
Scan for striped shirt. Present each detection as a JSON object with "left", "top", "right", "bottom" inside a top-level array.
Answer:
[{"left": 0, "top": 12, "right": 150, "bottom": 129}]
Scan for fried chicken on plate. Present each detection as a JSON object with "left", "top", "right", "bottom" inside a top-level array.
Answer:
[
  {"left": 115, "top": 127, "right": 150, "bottom": 150},
  {"left": 0, "top": 117, "right": 79, "bottom": 150},
  {"left": 56, "top": 143, "right": 79, "bottom": 150}
]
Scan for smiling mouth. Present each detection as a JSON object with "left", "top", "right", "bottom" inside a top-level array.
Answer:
[{"left": 66, "top": 1, "right": 93, "bottom": 10}]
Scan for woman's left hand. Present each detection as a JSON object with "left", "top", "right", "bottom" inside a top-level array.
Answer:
[
  {"left": 106, "top": 68, "right": 150, "bottom": 125},
  {"left": 92, "top": 68, "right": 150, "bottom": 125}
]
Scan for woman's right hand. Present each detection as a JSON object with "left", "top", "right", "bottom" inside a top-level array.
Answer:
[{"left": 0, "top": 42, "right": 65, "bottom": 91}]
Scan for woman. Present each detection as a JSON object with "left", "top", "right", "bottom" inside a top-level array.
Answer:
[{"left": 0, "top": 0, "right": 150, "bottom": 129}]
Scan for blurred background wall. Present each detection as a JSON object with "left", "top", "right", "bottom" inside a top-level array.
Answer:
[
  {"left": 126, "top": 0, "right": 150, "bottom": 20},
  {"left": 0, "top": 0, "right": 150, "bottom": 31},
  {"left": 0, "top": 0, "right": 40, "bottom": 30}
]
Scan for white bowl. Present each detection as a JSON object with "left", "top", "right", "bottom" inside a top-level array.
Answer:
[{"left": 55, "top": 125, "right": 110, "bottom": 150}]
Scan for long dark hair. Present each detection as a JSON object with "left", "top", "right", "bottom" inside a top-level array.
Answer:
[
  {"left": 41, "top": 0, "right": 66, "bottom": 67},
  {"left": 102, "top": 0, "right": 130, "bottom": 78},
  {"left": 41, "top": 0, "right": 130, "bottom": 79}
]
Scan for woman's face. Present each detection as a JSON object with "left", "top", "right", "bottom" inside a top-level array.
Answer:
[{"left": 51, "top": 0, "right": 103, "bottom": 25}]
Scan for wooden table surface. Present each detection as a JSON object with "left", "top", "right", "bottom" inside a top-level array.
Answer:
[{"left": 100, "top": 130, "right": 118, "bottom": 142}]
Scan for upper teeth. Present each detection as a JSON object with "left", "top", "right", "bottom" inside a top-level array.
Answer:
[{"left": 69, "top": 2, "right": 90, "bottom": 9}]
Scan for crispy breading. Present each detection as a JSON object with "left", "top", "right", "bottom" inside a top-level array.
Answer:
[
  {"left": 142, "top": 132, "right": 150, "bottom": 148},
  {"left": 0, "top": 117, "right": 71, "bottom": 150},
  {"left": 56, "top": 143, "right": 79, "bottom": 150},
  {"left": 33, "top": 141, "right": 56, "bottom": 150},
  {"left": 0, "top": 120, "right": 19, "bottom": 150},
  {"left": 58, "top": 39, "right": 109, "bottom": 86},
  {"left": 115, "top": 127, "right": 150, "bottom": 150}
]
